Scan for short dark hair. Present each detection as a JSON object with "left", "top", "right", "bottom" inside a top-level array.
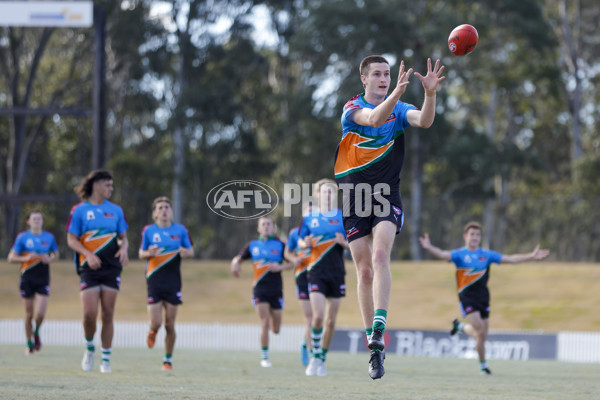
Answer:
[
  {"left": 463, "top": 221, "right": 482, "bottom": 234},
  {"left": 75, "top": 169, "right": 113, "bottom": 200},
  {"left": 360, "top": 55, "right": 389, "bottom": 76}
]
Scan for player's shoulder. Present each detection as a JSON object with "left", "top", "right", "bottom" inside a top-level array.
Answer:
[
  {"left": 141, "top": 223, "right": 155, "bottom": 234},
  {"left": 103, "top": 200, "right": 124, "bottom": 212},
  {"left": 343, "top": 93, "right": 365, "bottom": 111},
  {"left": 42, "top": 230, "right": 56, "bottom": 239},
  {"left": 70, "top": 201, "right": 87, "bottom": 214},
  {"left": 15, "top": 230, "right": 30, "bottom": 240}
]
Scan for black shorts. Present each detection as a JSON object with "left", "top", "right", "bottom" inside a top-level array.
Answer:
[
  {"left": 308, "top": 271, "right": 346, "bottom": 298},
  {"left": 295, "top": 271, "right": 310, "bottom": 300},
  {"left": 343, "top": 194, "right": 404, "bottom": 243},
  {"left": 79, "top": 267, "right": 121, "bottom": 291},
  {"left": 19, "top": 275, "right": 50, "bottom": 298},
  {"left": 252, "top": 291, "right": 284, "bottom": 310},
  {"left": 147, "top": 284, "right": 182, "bottom": 305},
  {"left": 459, "top": 297, "right": 490, "bottom": 319}
]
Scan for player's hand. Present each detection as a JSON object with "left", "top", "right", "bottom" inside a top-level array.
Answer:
[
  {"left": 148, "top": 244, "right": 160, "bottom": 257},
  {"left": 86, "top": 253, "right": 102, "bottom": 270},
  {"left": 115, "top": 247, "right": 129, "bottom": 266},
  {"left": 414, "top": 58, "right": 445, "bottom": 92},
  {"left": 532, "top": 245, "right": 550, "bottom": 260},
  {"left": 334, "top": 232, "right": 347, "bottom": 246},
  {"left": 39, "top": 254, "right": 51, "bottom": 264},
  {"left": 231, "top": 260, "right": 241, "bottom": 278},
  {"left": 267, "top": 262, "right": 283, "bottom": 272},
  {"left": 391, "top": 60, "right": 413, "bottom": 98},
  {"left": 418, "top": 233, "right": 431, "bottom": 249},
  {"left": 299, "top": 234, "right": 314, "bottom": 249}
]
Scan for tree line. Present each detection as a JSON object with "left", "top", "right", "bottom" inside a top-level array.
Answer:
[{"left": 1, "top": 0, "right": 599, "bottom": 261}]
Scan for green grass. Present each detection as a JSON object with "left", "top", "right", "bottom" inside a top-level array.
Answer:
[{"left": 2, "top": 345, "right": 600, "bottom": 400}]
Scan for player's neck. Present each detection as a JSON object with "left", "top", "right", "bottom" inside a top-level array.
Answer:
[
  {"left": 29, "top": 228, "right": 42, "bottom": 235},
  {"left": 87, "top": 194, "right": 105, "bottom": 205},
  {"left": 363, "top": 91, "right": 386, "bottom": 106},
  {"left": 156, "top": 220, "right": 172, "bottom": 228}
]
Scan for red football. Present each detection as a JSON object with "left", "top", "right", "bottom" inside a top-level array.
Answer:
[{"left": 448, "top": 24, "right": 478, "bottom": 56}]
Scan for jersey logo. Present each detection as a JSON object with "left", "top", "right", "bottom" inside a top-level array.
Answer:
[
  {"left": 171, "top": 235, "right": 180, "bottom": 240},
  {"left": 328, "top": 219, "right": 339, "bottom": 225},
  {"left": 464, "top": 255, "right": 472, "bottom": 263},
  {"left": 86, "top": 211, "right": 95, "bottom": 220},
  {"left": 153, "top": 233, "right": 161, "bottom": 243},
  {"left": 104, "top": 212, "right": 115, "bottom": 218},
  {"left": 26, "top": 239, "right": 34, "bottom": 248},
  {"left": 311, "top": 218, "right": 319, "bottom": 228},
  {"left": 346, "top": 227, "right": 360, "bottom": 238},
  {"left": 252, "top": 247, "right": 260, "bottom": 256},
  {"left": 479, "top": 257, "right": 487, "bottom": 262}
]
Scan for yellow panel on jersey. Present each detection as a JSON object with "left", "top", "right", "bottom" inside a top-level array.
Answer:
[
  {"left": 78, "top": 230, "right": 117, "bottom": 266},
  {"left": 334, "top": 131, "right": 394, "bottom": 178},
  {"left": 146, "top": 250, "right": 179, "bottom": 278}
]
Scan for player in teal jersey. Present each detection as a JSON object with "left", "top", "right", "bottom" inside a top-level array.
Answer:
[
  {"left": 298, "top": 179, "right": 349, "bottom": 377},
  {"left": 231, "top": 216, "right": 297, "bottom": 368},
  {"left": 420, "top": 221, "right": 549, "bottom": 374},
  {"left": 335, "top": 55, "right": 445, "bottom": 379},
  {"left": 284, "top": 200, "right": 316, "bottom": 366},
  {"left": 66, "top": 170, "right": 129, "bottom": 373},
  {"left": 139, "top": 196, "right": 194, "bottom": 371},
  {"left": 8, "top": 210, "right": 59, "bottom": 355}
]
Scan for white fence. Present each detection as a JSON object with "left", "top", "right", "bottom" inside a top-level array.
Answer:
[
  {"left": 558, "top": 331, "right": 600, "bottom": 363},
  {"left": 2, "top": 319, "right": 600, "bottom": 363},
  {"left": 0, "top": 319, "right": 304, "bottom": 352}
]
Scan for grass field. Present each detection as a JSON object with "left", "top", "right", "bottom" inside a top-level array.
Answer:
[
  {"left": 1, "top": 260, "right": 600, "bottom": 331},
  {"left": 2, "top": 345, "right": 599, "bottom": 400}
]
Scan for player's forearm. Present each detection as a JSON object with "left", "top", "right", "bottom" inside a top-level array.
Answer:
[
  {"left": 423, "top": 245, "right": 450, "bottom": 260},
  {"left": 502, "top": 253, "right": 534, "bottom": 264},
  {"left": 67, "top": 234, "right": 93, "bottom": 258},
  {"left": 416, "top": 92, "right": 436, "bottom": 128},
  {"left": 368, "top": 94, "right": 401, "bottom": 127}
]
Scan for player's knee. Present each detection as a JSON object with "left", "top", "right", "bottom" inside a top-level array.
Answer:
[
  {"left": 164, "top": 322, "right": 175, "bottom": 333},
  {"left": 312, "top": 315, "right": 324, "bottom": 327},
  {"left": 357, "top": 266, "right": 373, "bottom": 284},
  {"left": 325, "top": 317, "right": 336, "bottom": 331},
  {"left": 100, "top": 310, "right": 114, "bottom": 323},
  {"left": 372, "top": 248, "right": 390, "bottom": 269}
]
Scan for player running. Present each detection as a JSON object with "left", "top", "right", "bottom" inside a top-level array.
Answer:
[
  {"left": 419, "top": 221, "right": 550, "bottom": 374},
  {"left": 284, "top": 200, "right": 316, "bottom": 366},
  {"left": 8, "top": 210, "right": 59, "bottom": 355},
  {"left": 231, "top": 216, "right": 296, "bottom": 368},
  {"left": 66, "top": 170, "right": 129, "bottom": 373},
  {"left": 299, "top": 179, "right": 349, "bottom": 377},
  {"left": 139, "top": 196, "right": 194, "bottom": 371},
  {"left": 335, "top": 55, "right": 445, "bottom": 379}
]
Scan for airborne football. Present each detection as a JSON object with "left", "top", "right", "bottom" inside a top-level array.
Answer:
[{"left": 448, "top": 24, "right": 479, "bottom": 56}]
